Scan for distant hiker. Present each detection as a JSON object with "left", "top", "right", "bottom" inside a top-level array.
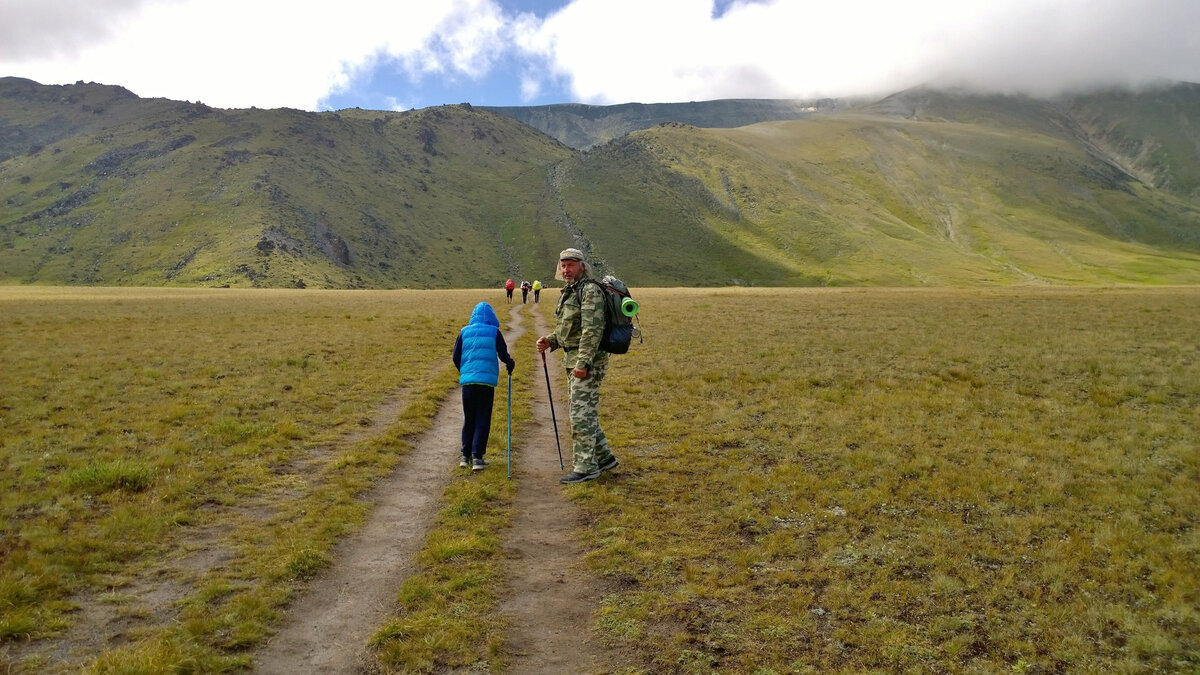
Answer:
[
  {"left": 520, "top": 280, "right": 532, "bottom": 304},
  {"left": 453, "top": 302, "right": 516, "bottom": 471},
  {"left": 536, "top": 248, "right": 618, "bottom": 483},
  {"left": 532, "top": 279, "right": 543, "bottom": 303},
  {"left": 504, "top": 278, "right": 515, "bottom": 303}
]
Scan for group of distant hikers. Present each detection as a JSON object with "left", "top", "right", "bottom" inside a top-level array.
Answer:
[
  {"left": 504, "top": 277, "right": 542, "bottom": 304},
  {"left": 454, "top": 248, "right": 621, "bottom": 483}
]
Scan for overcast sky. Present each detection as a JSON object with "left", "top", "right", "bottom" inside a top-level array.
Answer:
[{"left": 1, "top": 0, "right": 1197, "bottom": 111}]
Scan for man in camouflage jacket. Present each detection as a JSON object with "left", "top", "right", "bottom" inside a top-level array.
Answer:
[{"left": 536, "top": 248, "right": 620, "bottom": 483}]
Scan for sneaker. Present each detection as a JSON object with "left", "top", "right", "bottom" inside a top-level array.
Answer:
[
  {"left": 472, "top": 458, "right": 488, "bottom": 471},
  {"left": 559, "top": 470, "right": 600, "bottom": 484},
  {"left": 459, "top": 458, "right": 470, "bottom": 468},
  {"left": 598, "top": 457, "right": 619, "bottom": 473}
]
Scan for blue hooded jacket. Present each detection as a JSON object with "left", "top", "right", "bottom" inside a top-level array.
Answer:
[{"left": 455, "top": 302, "right": 505, "bottom": 386}]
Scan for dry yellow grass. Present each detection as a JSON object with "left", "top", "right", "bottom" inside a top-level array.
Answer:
[
  {"left": 0, "top": 287, "right": 495, "bottom": 670},
  {"left": 3, "top": 286, "right": 1197, "bottom": 672},
  {"left": 579, "top": 286, "right": 1200, "bottom": 672}
]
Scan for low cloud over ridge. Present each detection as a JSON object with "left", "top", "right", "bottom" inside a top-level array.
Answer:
[{"left": 1, "top": 0, "right": 1197, "bottom": 110}]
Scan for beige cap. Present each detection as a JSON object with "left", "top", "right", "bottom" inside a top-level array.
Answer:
[{"left": 555, "top": 247, "right": 589, "bottom": 281}]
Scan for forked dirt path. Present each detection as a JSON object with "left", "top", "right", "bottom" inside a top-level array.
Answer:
[
  {"left": 497, "top": 309, "right": 614, "bottom": 674},
  {"left": 254, "top": 303, "right": 614, "bottom": 673}
]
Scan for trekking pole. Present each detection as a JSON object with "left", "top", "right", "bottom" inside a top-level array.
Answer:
[
  {"left": 541, "top": 350, "right": 565, "bottom": 470},
  {"left": 506, "top": 371, "right": 512, "bottom": 479}
]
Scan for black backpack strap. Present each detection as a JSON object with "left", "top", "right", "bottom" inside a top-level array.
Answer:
[{"left": 574, "top": 278, "right": 601, "bottom": 309}]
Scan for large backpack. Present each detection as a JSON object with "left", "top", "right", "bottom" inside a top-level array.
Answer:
[{"left": 575, "top": 275, "right": 641, "bottom": 354}]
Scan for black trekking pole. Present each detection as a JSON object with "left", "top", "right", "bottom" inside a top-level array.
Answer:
[
  {"left": 541, "top": 350, "right": 565, "bottom": 470},
  {"left": 506, "top": 370, "right": 512, "bottom": 479}
]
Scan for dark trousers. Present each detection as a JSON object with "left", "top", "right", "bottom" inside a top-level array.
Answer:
[{"left": 461, "top": 384, "right": 495, "bottom": 460}]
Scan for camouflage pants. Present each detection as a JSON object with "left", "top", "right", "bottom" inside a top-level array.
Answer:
[{"left": 565, "top": 358, "right": 615, "bottom": 473}]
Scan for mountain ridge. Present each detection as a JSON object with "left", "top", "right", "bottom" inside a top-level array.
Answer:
[
  {"left": 2, "top": 76, "right": 1199, "bottom": 288},
  {"left": 482, "top": 97, "right": 846, "bottom": 149}
]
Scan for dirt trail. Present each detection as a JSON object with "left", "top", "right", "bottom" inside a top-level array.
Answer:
[
  {"left": 254, "top": 303, "right": 614, "bottom": 673},
  {"left": 254, "top": 305, "right": 529, "bottom": 672},
  {"left": 3, "top": 347, "right": 444, "bottom": 671},
  {"left": 497, "top": 309, "right": 613, "bottom": 674}
]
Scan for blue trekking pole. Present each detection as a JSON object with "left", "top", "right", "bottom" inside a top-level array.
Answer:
[{"left": 506, "top": 371, "right": 512, "bottom": 478}]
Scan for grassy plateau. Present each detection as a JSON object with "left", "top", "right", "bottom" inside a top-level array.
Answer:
[
  {"left": 0, "top": 287, "right": 486, "bottom": 670},
  {"left": 1, "top": 286, "right": 1197, "bottom": 672},
  {"left": 579, "top": 287, "right": 1199, "bottom": 672}
]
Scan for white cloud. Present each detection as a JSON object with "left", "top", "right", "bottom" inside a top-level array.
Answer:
[
  {"left": 384, "top": 95, "right": 413, "bottom": 112},
  {"left": 519, "top": 0, "right": 1200, "bottom": 103},
  {"left": 0, "top": 0, "right": 152, "bottom": 60},
  {"left": 920, "top": 0, "right": 1200, "bottom": 95},
  {"left": 1, "top": 0, "right": 1196, "bottom": 109},
  {"left": 519, "top": 73, "right": 543, "bottom": 100},
  {"left": 0, "top": 0, "right": 514, "bottom": 109}
]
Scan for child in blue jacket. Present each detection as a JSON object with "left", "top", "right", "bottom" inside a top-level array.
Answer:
[{"left": 452, "top": 302, "right": 516, "bottom": 470}]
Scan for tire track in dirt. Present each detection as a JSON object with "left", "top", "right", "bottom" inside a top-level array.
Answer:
[
  {"left": 253, "top": 306, "right": 532, "bottom": 673},
  {"left": 1, "top": 363, "right": 443, "bottom": 671},
  {"left": 497, "top": 309, "right": 615, "bottom": 674}
]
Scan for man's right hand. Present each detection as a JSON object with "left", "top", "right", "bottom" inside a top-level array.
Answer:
[{"left": 536, "top": 336, "right": 550, "bottom": 353}]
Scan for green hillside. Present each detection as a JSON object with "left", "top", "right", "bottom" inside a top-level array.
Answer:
[
  {"left": 1063, "top": 83, "right": 1200, "bottom": 200},
  {"left": 3, "top": 77, "right": 1199, "bottom": 288},
  {"left": 560, "top": 110, "right": 1200, "bottom": 286},
  {"left": 0, "top": 78, "right": 573, "bottom": 288}
]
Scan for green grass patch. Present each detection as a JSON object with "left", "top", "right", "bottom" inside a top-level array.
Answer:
[{"left": 63, "top": 459, "right": 155, "bottom": 494}]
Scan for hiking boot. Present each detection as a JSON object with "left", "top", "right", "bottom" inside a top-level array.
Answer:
[
  {"left": 459, "top": 457, "right": 470, "bottom": 468},
  {"left": 598, "top": 457, "right": 619, "bottom": 473},
  {"left": 560, "top": 470, "right": 600, "bottom": 484},
  {"left": 472, "top": 458, "right": 488, "bottom": 471}
]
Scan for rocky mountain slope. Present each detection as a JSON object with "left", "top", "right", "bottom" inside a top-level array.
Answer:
[
  {"left": 2, "top": 77, "right": 1198, "bottom": 288},
  {"left": 483, "top": 97, "right": 844, "bottom": 149}
]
